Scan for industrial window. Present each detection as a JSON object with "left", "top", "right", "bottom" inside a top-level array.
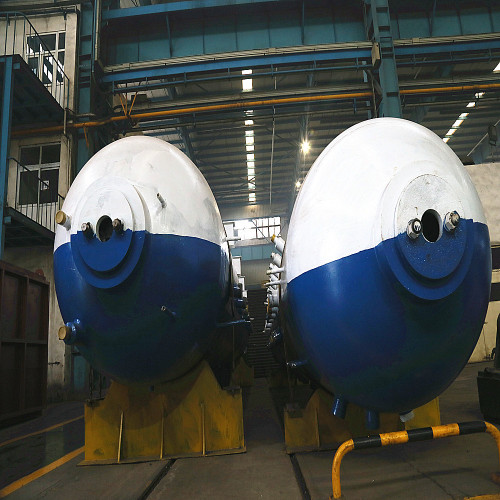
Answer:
[
  {"left": 26, "top": 31, "right": 65, "bottom": 97},
  {"left": 18, "top": 144, "right": 60, "bottom": 206},
  {"left": 230, "top": 217, "right": 281, "bottom": 242}
]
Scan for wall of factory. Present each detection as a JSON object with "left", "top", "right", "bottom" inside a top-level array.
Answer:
[
  {"left": 1, "top": 10, "right": 78, "bottom": 401},
  {"left": 230, "top": 219, "right": 289, "bottom": 289},
  {"left": 0, "top": 11, "right": 78, "bottom": 108},
  {"left": 3, "top": 246, "right": 70, "bottom": 402},
  {"left": 467, "top": 163, "right": 500, "bottom": 362},
  {"left": 4, "top": 134, "right": 73, "bottom": 401},
  {"left": 7, "top": 133, "right": 72, "bottom": 207}
]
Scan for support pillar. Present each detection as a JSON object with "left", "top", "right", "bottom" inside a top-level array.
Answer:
[
  {"left": 364, "top": 0, "right": 402, "bottom": 118},
  {"left": 0, "top": 56, "right": 14, "bottom": 259}
]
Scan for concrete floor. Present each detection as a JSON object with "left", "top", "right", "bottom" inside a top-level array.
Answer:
[
  {"left": 298, "top": 362, "right": 500, "bottom": 500},
  {"left": 1, "top": 362, "right": 499, "bottom": 499}
]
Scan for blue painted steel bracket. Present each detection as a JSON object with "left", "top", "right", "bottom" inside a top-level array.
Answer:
[{"left": 102, "top": 0, "right": 282, "bottom": 20}]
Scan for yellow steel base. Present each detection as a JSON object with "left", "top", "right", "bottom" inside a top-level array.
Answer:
[
  {"left": 405, "top": 398, "right": 441, "bottom": 430},
  {"left": 284, "top": 388, "right": 440, "bottom": 454},
  {"left": 231, "top": 358, "right": 254, "bottom": 388},
  {"left": 83, "top": 360, "right": 245, "bottom": 464}
]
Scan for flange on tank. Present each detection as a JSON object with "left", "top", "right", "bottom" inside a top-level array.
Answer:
[
  {"left": 279, "top": 118, "right": 491, "bottom": 426},
  {"left": 54, "top": 136, "right": 247, "bottom": 386}
]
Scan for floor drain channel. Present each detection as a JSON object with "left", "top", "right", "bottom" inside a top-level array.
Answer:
[{"left": 138, "top": 459, "right": 176, "bottom": 500}]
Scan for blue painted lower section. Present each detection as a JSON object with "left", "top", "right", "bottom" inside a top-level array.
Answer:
[
  {"left": 54, "top": 232, "right": 231, "bottom": 385},
  {"left": 283, "top": 220, "right": 491, "bottom": 413}
]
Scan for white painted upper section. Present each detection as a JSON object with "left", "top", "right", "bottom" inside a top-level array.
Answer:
[
  {"left": 285, "top": 118, "right": 487, "bottom": 283},
  {"left": 465, "top": 163, "right": 500, "bottom": 246},
  {"left": 54, "top": 136, "right": 225, "bottom": 251}
]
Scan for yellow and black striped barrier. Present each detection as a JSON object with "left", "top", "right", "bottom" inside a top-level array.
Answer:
[{"left": 331, "top": 421, "right": 500, "bottom": 499}]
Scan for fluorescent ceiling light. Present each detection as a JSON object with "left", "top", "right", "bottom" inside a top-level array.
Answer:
[
  {"left": 295, "top": 180, "right": 301, "bottom": 188},
  {"left": 459, "top": 113, "right": 469, "bottom": 119},
  {"left": 247, "top": 168, "right": 255, "bottom": 176},
  {"left": 245, "top": 110, "right": 254, "bottom": 116},
  {"left": 249, "top": 193, "right": 256, "bottom": 202},
  {"left": 242, "top": 79, "right": 253, "bottom": 91},
  {"left": 245, "top": 120, "right": 254, "bottom": 126},
  {"left": 443, "top": 137, "right": 450, "bottom": 143},
  {"left": 246, "top": 136, "right": 254, "bottom": 146},
  {"left": 242, "top": 69, "right": 253, "bottom": 75},
  {"left": 446, "top": 128, "right": 457, "bottom": 136},
  {"left": 247, "top": 153, "right": 255, "bottom": 161},
  {"left": 301, "top": 140, "right": 310, "bottom": 154},
  {"left": 245, "top": 130, "right": 254, "bottom": 136},
  {"left": 247, "top": 161, "right": 255, "bottom": 168},
  {"left": 466, "top": 102, "right": 476, "bottom": 108},
  {"left": 494, "top": 62, "right": 500, "bottom": 72},
  {"left": 475, "top": 92, "right": 485, "bottom": 98},
  {"left": 246, "top": 145, "right": 254, "bottom": 152},
  {"left": 452, "top": 119, "right": 464, "bottom": 128}
]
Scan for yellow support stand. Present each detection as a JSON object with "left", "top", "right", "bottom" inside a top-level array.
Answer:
[
  {"left": 406, "top": 398, "right": 441, "bottom": 429},
  {"left": 284, "top": 389, "right": 440, "bottom": 454},
  {"left": 83, "top": 360, "right": 245, "bottom": 464},
  {"left": 231, "top": 357, "right": 254, "bottom": 388}
]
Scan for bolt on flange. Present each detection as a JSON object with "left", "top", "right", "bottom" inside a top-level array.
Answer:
[
  {"left": 444, "top": 211, "right": 460, "bottom": 232},
  {"left": 407, "top": 218, "right": 422, "bottom": 240},
  {"left": 81, "top": 222, "right": 93, "bottom": 238},
  {"left": 112, "top": 218, "right": 124, "bottom": 234}
]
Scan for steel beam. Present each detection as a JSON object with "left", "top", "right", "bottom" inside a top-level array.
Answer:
[
  {"left": 102, "top": 0, "right": 282, "bottom": 20},
  {"left": 102, "top": 47, "right": 372, "bottom": 85},
  {"left": 364, "top": 0, "right": 402, "bottom": 118},
  {"left": 0, "top": 56, "right": 14, "bottom": 259},
  {"left": 101, "top": 36, "right": 500, "bottom": 90}
]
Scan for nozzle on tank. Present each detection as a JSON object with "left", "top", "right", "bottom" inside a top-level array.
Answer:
[
  {"left": 55, "top": 210, "right": 71, "bottom": 230},
  {"left": 271, "top": 235, "right": 285, "bottom": 253},
  {"left": 399, "top": 410, "right": 415, "bottom": 423},
  {"left": 58, "top": 319, "right": 84, "bottom": 345},
  {"left": 332, "top": 396, "right": 348, "bottom": 419},
  {"left": 366, "top": 409, "right": 380, "bottom": 430}
]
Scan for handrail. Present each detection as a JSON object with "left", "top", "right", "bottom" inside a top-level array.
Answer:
[
  {"left": 8, "top": 156, "right": 65, "bottom": 234},
  {"left": 0, "top": 11, "right": 70, "bottom": 108},
  {"left": 331, "top": 421, "right": 500, "bottom": 499}
]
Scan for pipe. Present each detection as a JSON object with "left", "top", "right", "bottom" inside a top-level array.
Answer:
[
  {"left": 11, "top": 83, "right": 500, "bottom": 138},
  {"left": 331, "top": 420, "right": 500, "bottom": 499}
]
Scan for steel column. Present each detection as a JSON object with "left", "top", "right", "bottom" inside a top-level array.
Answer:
[
  {"left": 364, "top": 0, "right": 402, "bottom": 118},
  {"left": 0, "top": 56, "right": 14, "bottom": 259}
]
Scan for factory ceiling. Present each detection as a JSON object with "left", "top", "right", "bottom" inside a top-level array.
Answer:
[{"left": 4, "top": 0, "right": 500, "bottom": 220}]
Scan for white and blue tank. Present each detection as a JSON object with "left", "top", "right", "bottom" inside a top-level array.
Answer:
[
  {"left": 54, "top": 136, "right": 248, "bottom": 386},
  {"left": 275, "top": 118, "right": 491, "bottom": 424}
]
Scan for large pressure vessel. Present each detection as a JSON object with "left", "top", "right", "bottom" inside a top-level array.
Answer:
[
  {"left": 278, "top": 118, "right": 491, "bottom": 419},
  {"left": 54, "top": 136, "right": 246, "bottom": 386}
]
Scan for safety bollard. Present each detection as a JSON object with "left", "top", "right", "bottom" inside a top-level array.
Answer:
[{"left": 331, "top": 421, "right": 500, "bottom": 499}]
